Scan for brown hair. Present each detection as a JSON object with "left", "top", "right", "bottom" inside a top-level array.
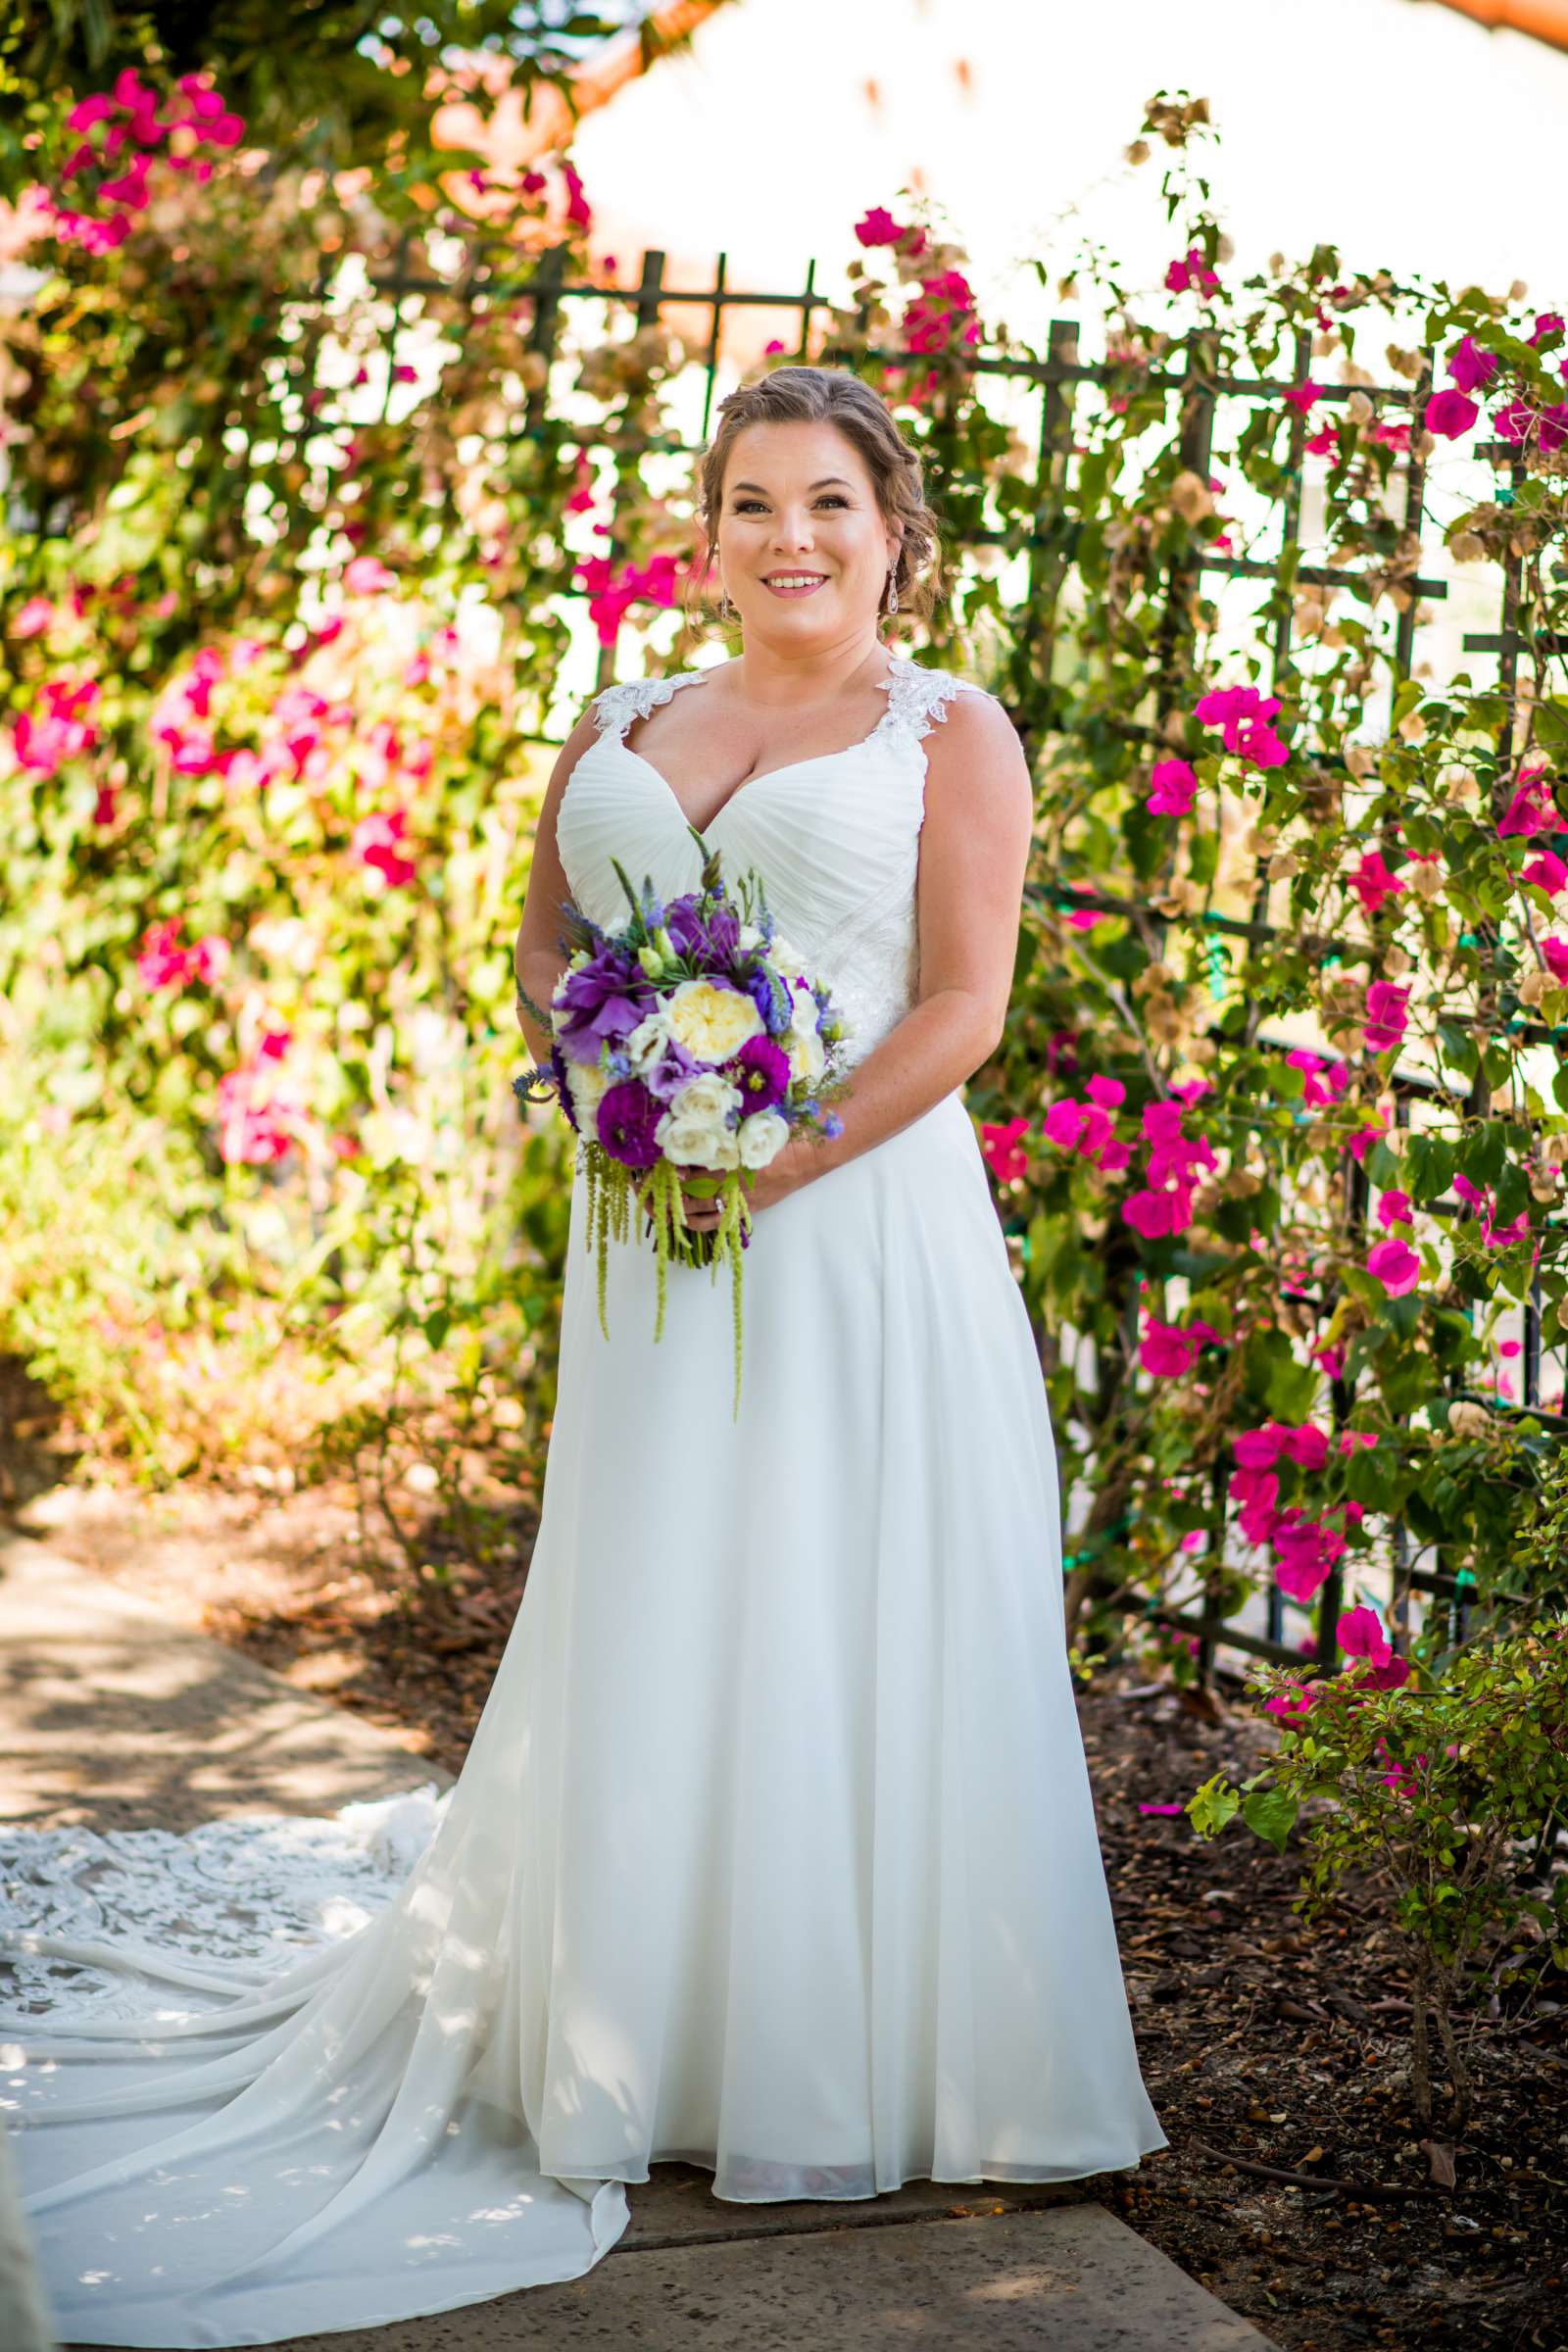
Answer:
[{"left": 685, "top": 366, "right": 946, "bottom": 630}]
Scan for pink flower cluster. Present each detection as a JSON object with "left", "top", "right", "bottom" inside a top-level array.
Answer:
[
  {"left": 1042, "top": 1074, "right": 1133, "bottom": 1172},
  {"left": 1426, "top": 324, "right": 1568, "bottom": 450},
  {"left": 574, "top": 551, "right": 684, "bottom": 648},
  {"left": 1193, "top": 683, "right": 1289, "bottom": 770},
  {"left": 1165, "top": 246, "right": 1220, "bottom": 296},
  {"left": 1231, "top": 1425, "right": 1356, "bottom": 1603},
  {"left": 1124, "top": 1093, "right": 1218, "bottom": 1239},
  {"left": 1496, "top": 760, "right": 1559, "bottom": 839},
  {"left": 1139, "top": 1312, "right": 1222, "bottom": 1377},
  {"left": 352, "top": 808, "right": 417, "bottom": 888},
  {"left": 979, "top": 1114, "right": 1030, "bottom": 1182},
  {"left": 43, "top": 70, "right": 244, "bottom": 253},
  {"left": 1286, "top": 1048, "right": 1352, "bottom": 1108},
  {"left": 13, "top": 675, "right": 100, "bottom": 773},
  {"left": 1361, "top": 980, "right": 1409, "bottom": 1053},
  {"left": 216, "top": 1029, "right": 305, "bottom": 1166},
  {"left": 135, "top": 916, "right": 229, "bottom": 991},
  {"left": 1262, "top": 1605, "right": 1410, "bottom": 1721},
  {"left": 902, "top": 269, "right": 982, "bottom": 358},
  {"left": 1348, "top": 851, "right": 1402, "bottom": 915}
]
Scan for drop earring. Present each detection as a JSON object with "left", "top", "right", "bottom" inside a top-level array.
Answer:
[{"left": 884, "top": 566, "right": 900, "bottom": 616}]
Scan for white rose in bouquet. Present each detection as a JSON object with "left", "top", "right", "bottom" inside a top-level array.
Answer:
[
  {"left": 736, "top": 1108, "right": 791, "bottom": 1169},
  {"left": 656, "top": 1070, "right": 744, "bottom": 1171},
  {"left": 624, "top": 1009, "right": 674, "bottom": 1074}
]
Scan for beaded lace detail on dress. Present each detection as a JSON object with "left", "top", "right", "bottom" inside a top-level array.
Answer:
[{"left": 0, "top": 1788, "right": 446, "bottom": 2025}]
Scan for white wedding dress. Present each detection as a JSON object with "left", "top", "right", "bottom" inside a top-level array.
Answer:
[{"left": 0, "top": 654, "right": 1166, "bottom": 2347}]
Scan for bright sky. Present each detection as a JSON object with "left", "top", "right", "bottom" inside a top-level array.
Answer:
[{"left": 572, "top": 0, "right": 1568, "bottom": 344}]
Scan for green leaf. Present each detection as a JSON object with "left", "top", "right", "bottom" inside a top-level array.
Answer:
[
  {"left": 1187, "top": 1774, "right": 1242, "bottom": 1838},
  {"left": 1242, "top": 1788, "right": 1299, "bottom": 1852}
]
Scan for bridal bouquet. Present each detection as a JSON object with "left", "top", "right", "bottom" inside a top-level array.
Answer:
[{"left": 514, "top": 834, "right": 852, "bottom": 1415}]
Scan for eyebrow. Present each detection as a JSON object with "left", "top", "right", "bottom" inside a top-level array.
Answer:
[{"left": 728, "top": 477, "right": 855, "bottom": 495}]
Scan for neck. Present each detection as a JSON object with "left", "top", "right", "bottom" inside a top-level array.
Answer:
[{"left": 732, "top": 632, "right": 894, "bottom": 708}]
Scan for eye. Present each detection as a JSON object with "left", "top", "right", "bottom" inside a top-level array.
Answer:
[{"left": 733, "top": 495, "right": 850, "bottom": 512}]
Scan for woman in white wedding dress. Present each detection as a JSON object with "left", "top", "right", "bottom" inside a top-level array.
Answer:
[{"left": 0, "top": 367, "right": 1165, "bottom": 2348}]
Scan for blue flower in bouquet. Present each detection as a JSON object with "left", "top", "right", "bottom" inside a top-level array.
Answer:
[
  {"left": 745, "top": 964, "right": 794, "bottom": 1037},
  {"left": 725, "top": 1034, "right": 790, "bottom": 1114},
  {"left": 596, "top": 1079, "right": 664, "bottom": 1168},
  {"left": 557, "top": 946, "right": 654, "bottom": 1063}
]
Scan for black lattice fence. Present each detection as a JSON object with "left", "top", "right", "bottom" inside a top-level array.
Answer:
[{"left": 361, "top": 233, "right": 1565, "bottom": 1680}]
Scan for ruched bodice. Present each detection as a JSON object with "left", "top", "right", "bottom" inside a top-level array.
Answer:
[{"left": 556, "top": 656, "right": 984, "bottom": 1064}]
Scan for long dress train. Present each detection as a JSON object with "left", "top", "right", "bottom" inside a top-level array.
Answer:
[{"left": 0, "top": 653, "right": 1167, "bottom": 2347}]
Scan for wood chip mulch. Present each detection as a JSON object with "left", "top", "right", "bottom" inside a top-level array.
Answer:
[{"left": 5, "top": 1361, "right": 1564, "bottom": 2352}]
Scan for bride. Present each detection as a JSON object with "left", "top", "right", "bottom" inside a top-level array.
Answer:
[{"left": 0, "top": 365, "right": 1166, "bottom": 2347}]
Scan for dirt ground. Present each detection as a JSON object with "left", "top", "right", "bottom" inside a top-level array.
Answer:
[{"left": 4, "top": 1364, "right": 1565, "bottom": 2352}]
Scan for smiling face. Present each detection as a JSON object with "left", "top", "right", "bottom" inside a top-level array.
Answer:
[{"left": 709, "top": 419, "right": 902, "bottom": 641}]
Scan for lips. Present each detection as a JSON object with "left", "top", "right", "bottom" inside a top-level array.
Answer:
[{"left": 762, "top": 575, "right": 829, "bottom": 597}]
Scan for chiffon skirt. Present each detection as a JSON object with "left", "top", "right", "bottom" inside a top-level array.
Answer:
[{"left": 0, "top": 1086, "right": 1166, "bottom": 2347}]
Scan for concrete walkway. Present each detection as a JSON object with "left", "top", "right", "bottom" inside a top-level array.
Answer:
[{"left": 0, "top": 1524, "right": 1279, "bottom": 2352}]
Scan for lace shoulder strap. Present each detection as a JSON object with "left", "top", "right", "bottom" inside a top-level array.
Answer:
[
  {"left": 877, "top": 657, "right": 985, "bottom": 743},
  {"left": 590, "top": 670, "right": 705, "bottom": 741}
]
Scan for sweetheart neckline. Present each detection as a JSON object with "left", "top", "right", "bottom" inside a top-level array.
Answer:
[{"left": 607, "top": 664, "right": 904, "bottom": 843}]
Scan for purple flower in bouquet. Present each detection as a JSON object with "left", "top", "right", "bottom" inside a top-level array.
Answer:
[
  {"left": 666, "top": 896, "right": 741, "bottom": 963},
  {"left": 557, "top": 946, "right": 654, "bottom": 1064},
  {"left": 641, "top": 1031, "right": 705, "bottom": 1102},
  {"left": 596, "top": 1079, "right": 664, "bottom": 1168},
  {"left": 725, "top": 1034, "right": 791, "bottom": 1113}
]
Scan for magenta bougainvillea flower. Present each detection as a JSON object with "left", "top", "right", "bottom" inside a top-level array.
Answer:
[
  {"left": 1367, "top": 1237, "right": 1421, "bottom": 1296},
  {"left": 1138, "top": 1313, "right": 1222, "bottom": 1377},
  {"left": 854, "top": 205, "right": 910, "bottom": 249},
  {"left": 1193, "top": 683, "right": 1289, "bottom": 770},
  {"left": 1286, "top": 1049, "right": 1351, "bottom": 1108},
  {"left": 1522, "top": 849, "right": 1568, "bottom": 894},
  {"left": 1042, "top": 1082, "right": 1131, "bottom": 1174},
  {"left": 1496, "top": 760, "right": 1558, "bottom": 838},
  {"left": 1542, "top": 937, "right": 1568, "bottom": 986},
  {"left": 1348, "top": 851, "right": 1403, "bottom": 914},
  {"left": 1272, "top": 1510, "right": 1348, "bottom": 1602},
  {"left": 1376, "top": 1188, "right": 1413, "bottom": 1229},
  {"left": 1446, "top": 333, "right": 1498, "bottom": 394},
  {"left": 1424, "top": 387, "right": 1478, "bottom": 439},
  {"left": 1361, "top": 980, "right": 1410, "bottom": 1052},
  {"left": 1147, "top": 757, "right": 1199, "bottom": 815},
  {"left": 13, "top": 675, "right": 100, "bottom": 774},
  {"left": 1165, "top": 245, "right": 1219, "bottom": 295},
  {"left": 1283, "top": 378, "right": 1322, "bottom": 414},
  {"left": 980, "top": 1114, "right": 1030, "bottom": 1182},
  {"left": 1263, "top": 1681, "right": 1318, "bottom": 1720},
  {"left": 352, "top": 808, "right": 416, "bottom": 887}
]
